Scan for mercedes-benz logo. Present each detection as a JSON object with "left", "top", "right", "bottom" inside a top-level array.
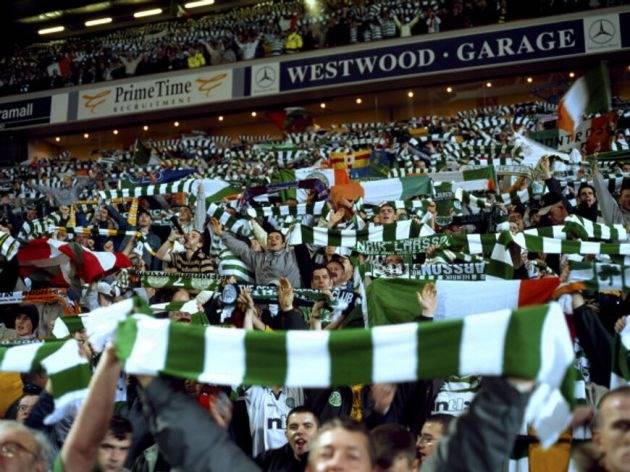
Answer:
[
  {"left": 255, "top": 66, "right": 276, "bottom": 88},
  {"left": 589, "top": 19, "right": 615, "bottom": 45}
]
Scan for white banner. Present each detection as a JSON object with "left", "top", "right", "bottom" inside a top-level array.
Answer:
[{"left": 76, "top": 69, "right": 233, "bottom": 120}]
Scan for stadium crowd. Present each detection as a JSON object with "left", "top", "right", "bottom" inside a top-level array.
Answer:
[
  {"left": 0, "top": 0, "right": 624, "bottom": 96},
  {"left": 0, "top": 89, "right": 628, "bottom": 472}
]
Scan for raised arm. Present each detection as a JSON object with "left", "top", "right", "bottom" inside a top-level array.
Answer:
[
  {"left": 592, "top": 172, "right": 625, "bottom": 225},
  {"left": 155, "top": 230, "right": 179, "bottom": 263},
  {"left": 61, "top": 345, "right": 121, "bottom": 472}
]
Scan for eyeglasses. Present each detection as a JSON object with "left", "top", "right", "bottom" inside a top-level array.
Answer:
[{"left": 0, "top": 441, "right": 38, "bottom": 459}]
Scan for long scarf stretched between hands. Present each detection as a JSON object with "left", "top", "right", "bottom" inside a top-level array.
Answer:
[
  {"left": 245, "top": 201, "right": 329, "bottom": 219},
  {"left": 288, "top": 220, "right": 435, "bottom": 247},
  {"left": 0, "top": 288, "right": 77, "bottom": 314},
  {"left": 362, "top": 262, "right": 487, "bottom": 280},
  {"left": 98, "top": 178, "right": 196, "bottom": 200},
  {"left": 47, "top": 226, "right": 143, "bottom": 238},
  {"left": 115, "top": 302, "right": 574, "bottom": 447},
  {"left": 569, "top": 261, "right": 630, "bottom": 292},
  {"left": 137, "top": 271, "right": 222, "bottom": 291},
  {"left": 0, "top": 339, "right": 91, "bottom": 425}
]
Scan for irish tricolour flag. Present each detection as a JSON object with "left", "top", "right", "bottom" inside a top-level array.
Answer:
[
  {"left": 366, "top": 277, "right": 560, "bottom": 326},
  {"left": 558, "top": 63, "right": 611, "bottom": 136},
  {"left": 359, "top": 175, "right": 433, "bottom": 204}
]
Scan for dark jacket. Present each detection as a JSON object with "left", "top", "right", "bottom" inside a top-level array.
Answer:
[
  {"left": 255, "top": 443, "right": 307, "bottom": 472},
  {"left": 140, "top": 377, "right": 261, "bottom": 472},
  {"left": 421, "top": 377, "right": 531, "bottom": 471},
  {"left": 574, "top": 203, "right": 599, "bottom": 222},
  {"left": 573, "top": 304, "right": 613, "bottom": 387}
]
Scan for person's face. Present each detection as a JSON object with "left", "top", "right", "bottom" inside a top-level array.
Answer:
[
  {"left": 59, "top": 205, "right": 70, "bottom": 217},
  {"left": 308, "top": 427, "right": 374, "bottom": 472},
  {"left": 619, "top": 190, "right": 630, "bottom": 212},
  {"left": 0, "top": 427, "right": 45, "bottom": 472},
  {"left": 138, "top": 213, "right": 151, "bottom": 228},
  {"left": 378, "top": 206, "right": 397, "bottom": 224},
  {"left": 62, "top": 176, "right": 72, "bottom": 188},
  {"left": 286, "top": 412, "right": 318, "bottom": 458},
  {"left": 96, "top": 432, "right": 131, "bottom": 472},
  {"left": 341, "top": 258, "right": 353, "bottom": 281},
  {"left": 179, "top": 207, "right": 192, "bottom": 223},
  {"left": 99, "top": 207, "right": 109, "bottom": 220},
  {"left": 327, "top": 262, "right": 344, "bottom": 285},
  {"left": 578, "top": 188, "right": 596, "bottom": 207},
  {"left": 16, "top": 396, "right": 38, "bottom": 423},
  {"left": 548, "top": 202, "right": 568, "bottom": 225},
  {"left": 14, "top": 314, "right": 34, "bottom": 337},
  {"left": 417, "top": 421, "right": 445, "bottom": 463},
  {"left": 169, "top": 311, "right": 192, "bottom": 323},
  {"left": 384, "top": 255, "right": 403, "bottom": 265},
  {"left": 103, "top": 240, "right": 114, "bottom": 252},
  {"left": 267, "top": 232, "right": 284, "bottom": 251},
  {"left": 622, "top": 164, "right": 630, "bottom": 173},
  {"left": 312, "top": 268, "right": 333, "bottom": 290},
  {"left": 185, "top": 231, "right": 202, "bottom": 249},
  {"left": 593, "top": 395, "right": 630, "bottom": 472},
  {"left": 376, "top": 453, "right": 417, "bottom": 472}
]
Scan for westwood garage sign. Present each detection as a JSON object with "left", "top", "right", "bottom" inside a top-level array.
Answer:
[{"left": 249, "top": 11, "right": 626, "bottom": 96}]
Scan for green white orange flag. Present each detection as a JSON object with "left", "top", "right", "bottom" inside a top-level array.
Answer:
[{"left": 557, "top": 63, "right": 611, "bottom": 135}]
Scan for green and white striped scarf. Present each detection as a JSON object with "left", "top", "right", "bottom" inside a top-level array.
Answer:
[
  {"left": 0, "top": 339, "right": 91, "bottom": 424},
  {"left": 99, "top": 178, "right": 196, "bottom": 200},
  {"left": 288, "top": 221, "right": 435, "bottom": 247},
  {"left": 138, "top": 271, "right": 221, "bottom": 291},
  {"left": 569, "top": 262, "right": 630, "bottom": 292},
  {"left": 610, "top": 323, "right": 630, "bottom": 389},
  {"left": 218, "top": 249, "right": 255, "bottom": 283},
  {"left": 0, "top": 231, "right": 19, "bottom": 260},
  {"left": 362, "top": 262, "right": 486, "bottom": 280},
  {"left": 206, "top": 203, "right": 252, "bottom": 237},
  {"left": 245, "top": 201, "right": 329, "bottom": 219},
  {"left": 114, "top": 302, "right": 574, "bottom": 447}
]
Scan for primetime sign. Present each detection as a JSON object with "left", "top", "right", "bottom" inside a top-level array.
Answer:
[
  {"left": 77, "top": 69, "right": 232, "bottom": 120},
  {"left": 280, "top": 20, "right": 584, "bottom": 90}
]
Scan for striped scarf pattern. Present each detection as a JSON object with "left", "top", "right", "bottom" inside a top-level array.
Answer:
[
  {"left": 0, "top": 339, "right": 91, "bottom": 424},
  {"left": 288, "top": 221, "right": 435, "bottom": 247},
  {"left": 115, "top": 302, "right": 574, "bottom": 446}
]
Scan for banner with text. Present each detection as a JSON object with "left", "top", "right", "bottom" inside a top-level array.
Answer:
[{"left": 76, "top": 69, "right": 233, "bottom": 120}]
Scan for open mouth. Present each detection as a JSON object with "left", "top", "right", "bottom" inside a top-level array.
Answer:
[{"left": 295, "top": 438, "right": 306, "bottom": 448}]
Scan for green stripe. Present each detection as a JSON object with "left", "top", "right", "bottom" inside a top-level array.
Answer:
[
  {"left": 400, "top": 175, "right": 432, "bottom": 199},
  {"left": 328, "top": 328, "right": 373, "bottom": 386},
  {"left": 115, "top": 317, "right": 139, "bottom": 362},
  {"left": 164, "top": 322, "right": 206, "bottom": 380},
  {"left": 417, "top": 319, "right": 463, "bottom": 378},
  {"left": 244, "top": 330, "right": 287, "bottom": 385},
  {"left": 583, "top": 63, "right": 611, "bottom": 114},
  {"left": 33, "top": 341, "right": 66, "bottom": 368},
  {"left": 327, "top": 228, "right": 341, "bottom": 247},
  {"left": 49, "top": 363, "right": 92, "bottom": 398},
  {"left": 56, "top": 317, "right": 86, "bottom": 336},
  {"left": 502, "top": 305, "right": 547, "bottom": 378}
]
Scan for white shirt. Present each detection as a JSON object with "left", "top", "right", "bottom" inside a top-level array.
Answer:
[{"left": 244, "top": 386, "right": 304, "bottom": 457}]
